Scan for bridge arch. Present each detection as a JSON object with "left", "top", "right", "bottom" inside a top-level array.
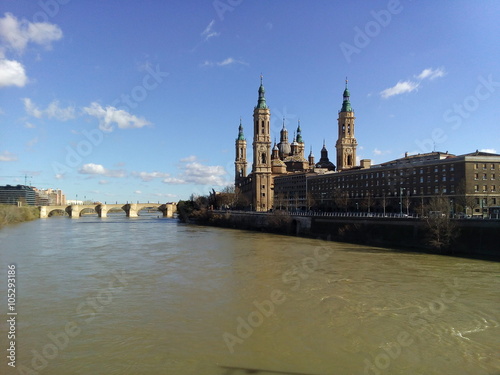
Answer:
[{"left": 47, "top": 208, "right": 69, "bottom": 217}]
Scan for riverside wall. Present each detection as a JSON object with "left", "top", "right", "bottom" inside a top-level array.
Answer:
[{"left": 201, "top": 211, "right": 499, "bottom": 257}]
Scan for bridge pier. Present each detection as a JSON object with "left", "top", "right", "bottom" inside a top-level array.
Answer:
[
  {"left": 123, "top": 203, "right": 138, "bottom": 217},
  {"left": 39, "top": 206, "right": 48, "bottom": 218},
  {"left": 69, "top": 205, "right": 81, "bottom": 218},
  {"left": 158, "top": 204, "right": 174, "bottom": 218},
  {"left": 95, "top": 204, "right": 108, "bottom": 218}
]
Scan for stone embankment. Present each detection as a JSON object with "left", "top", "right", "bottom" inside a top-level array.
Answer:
[{"left": 194, "top": 210, "right": 499, "bottom": 257}]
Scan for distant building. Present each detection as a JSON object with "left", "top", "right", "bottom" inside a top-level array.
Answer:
[
  {"left": 234, "top": 77, "right": 500, "bottom": 215},
  {"left": 66, "top": 200, "right": 84, "bottom": 205},
  {"left": 307, "top": 151, "right": 500, "bottom": 216},
  {"left": 33, "top": 188, "right": 67, "bottom": 206},
  {"left": 0, "top": 185, "right": 36, "bottom": 206}
]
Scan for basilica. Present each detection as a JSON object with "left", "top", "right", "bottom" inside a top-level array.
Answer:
[{"left": 235, "top": 77, "right": 358, "bottom": 211}]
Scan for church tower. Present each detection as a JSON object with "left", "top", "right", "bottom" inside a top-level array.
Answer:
[
  {"left": 234, "top": 119, "right": 247, "bottom": 185},
  {"left": 336, "top": 79, "right": 358, "bottom": 170},
  {"left": 252, "top": 75, "right": 272, "bottom": 211}
]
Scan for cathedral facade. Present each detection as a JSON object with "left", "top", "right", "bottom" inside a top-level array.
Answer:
[{"left": 235, "top": 77, "right": 355, "bottom": 211}]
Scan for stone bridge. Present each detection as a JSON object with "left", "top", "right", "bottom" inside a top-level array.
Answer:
[{"left": 39, "top": 202, "right": 177, "bottom": 218}]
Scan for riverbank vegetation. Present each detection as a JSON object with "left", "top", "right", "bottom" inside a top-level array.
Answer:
[{"left": 0, "top": 205, "right": 39, "bottom": 228}]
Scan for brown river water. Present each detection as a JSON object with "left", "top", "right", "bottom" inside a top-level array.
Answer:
[{"left": 0, "top": 214, "right": 499, "bottom": 375}]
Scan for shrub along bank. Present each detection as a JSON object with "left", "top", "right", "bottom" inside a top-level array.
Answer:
[{"left": 0, "top": 205, "right": 39, "bottom": 228}]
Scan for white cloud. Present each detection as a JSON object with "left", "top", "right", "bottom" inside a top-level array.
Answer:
[
  {"left": 98, "top": 179, "right": 109, "bottom": 185},
  {"left": 0, "top": 150, "right": 17, "bottom": 161},
  {"left": 24, "top": 122, "right": 35, "bottom": 128},
  {"left": 373, "top": 148, "right": 391, "bottom": 156},
  {"left": 83, "top": 102, "right": 150, "bottom": 132},
  {"left": 180, "top": 155, "right": 197, "bottom": 162},
  {"left": 416, "top": 67, "right": 445, "bottom": 81},
  {"left": 380, "top": 81, "right": 419, "bottom": 99},
  {"left": 160, "top": 157, "right": 229, "bottom": 186},
  {"left": 479, "top": 148, "right": 497, "bottom": 154},
  {"left": 134, "top": 190, "right": 142, "bottom": 194},
  {"left": 132, "top": 171, "right": 170, "bottom": 182},
  {"left": 162, "top": 177, "right": 186, "bottom": 185},
  {"left": 22, "top": 98, "right": 75, "bottom": 121},
  {"left": 201, "top": 19, "right": 220, "bottom": 41},
  {"left": 78, "top": 163, "right": 125, "bottom": 178},
  {"left": 181, "top": 161, "right": 228, "bottom": 186},
  {"left": 55, "top": 173, "right": 64, "bottom": 180},
  {"left": 381, "top": 67, "right": 446, "bottom": 99},
  {"left": 0, "top": 58, "right": 27, "bottom": 87},
  {"left": 202, "top": 57, "right": 248, "bottom": 67},
  {"left": 0, "top": 13, "right": 62, "bottom": 52}
]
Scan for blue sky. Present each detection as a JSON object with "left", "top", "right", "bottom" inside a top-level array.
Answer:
[{"left": 0, "top": 0, "right": 499, "bottom": 203}]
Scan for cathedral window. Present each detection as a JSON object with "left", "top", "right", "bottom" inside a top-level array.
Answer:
[{"left": 261, "top": 153, "right": 266, "bottom": 164}]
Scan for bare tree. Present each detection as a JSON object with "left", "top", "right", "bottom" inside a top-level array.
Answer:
[
  {"left": 456, "top": 178, "right": 476, "bottom": 216},
  {"left": 274, "top": 192, "right": 285, "bottom": 211},
  {"left": 424, "top": 195, "right": 459, "bottom": 251},
  {"left": 333, "top": 189, "right": 349, "bottom": 212},
  {"left": 306, "top": 192, "right": 316, "bottom": 211},
  {"left": 360, "top": 193, "right": 374, "bottom": 213}
]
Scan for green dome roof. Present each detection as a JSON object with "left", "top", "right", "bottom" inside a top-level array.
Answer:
[
  {"left": 341, "top": 79, "right": 353, "bottom": 112},
  {"left": 256, "top": 75, "right": 268, "bottom": 109},
  {"left": 236, "top": 120, "right": 245, "bottom": 141}
]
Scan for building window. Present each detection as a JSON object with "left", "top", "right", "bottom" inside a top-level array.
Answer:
[
  {"left": 492, "top": 185, "right": 497, "bottom": 192},
  {"left": 491, "top": 174, "right": 496, "bottom": 180},
  {"left": 474, "top": 163, "right": 478, "bottom": 169},
  {"left": 442, "top": 175, "right": 446, "bottom": 182},
  {"left": 474, "top": 173, "right": 479, "bottom": 180},
  {"left": 475, "top": 198, "right": 480, "bottom": 205},
  {"left": 483, "top": 174, "right": 487, "bottom": 180},
  {"left": 450, "top": 164, "right": 455, "bottom": 171},
  {"left": 420, "top": 168, "right": 423, "bottom": 174},
  {"left": 482, "top": 185, "right": 487, "bottom": 192},
  {"left": 483, "top": 164, "right": 487, "bottom": 170},
  {"left": 434, "top": 167, "right": 438, "bottom": 172},
  {"left": 450, "top": 185, "right": 455, "bottom": 193},
  {"left": 493, "top": 198, "right": 497, "bottom": 205},
  {"left": 474, "top": 185, "right": 479, "bottom": 192},
  {"left": 491, "top": 164, "right": 495, "bottom": 170}
]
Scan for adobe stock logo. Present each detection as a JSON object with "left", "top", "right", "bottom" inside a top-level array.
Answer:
[
  {"left": 33, "top": 0, "right": 71, "bottom": 23},
  {"left": 213, "top": 0, "right": 243, "bottom": 21},
  {"left": 340, "top": 0, "right": 403, "bottom": 63}
]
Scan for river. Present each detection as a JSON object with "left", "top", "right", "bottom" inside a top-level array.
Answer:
[{"left": 0, "top": 214, "right": 499, "bottom": 375}]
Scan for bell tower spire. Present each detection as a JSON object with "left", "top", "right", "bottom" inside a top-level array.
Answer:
[
  {"left": 336, "top": 78, "right": 358, "bottom": 170},
  {"left": 252, "top": 75, "right": 272, "bottom": 211},
  {"left": 235, "top": 118, "right": 247, "bottom": 185}
]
